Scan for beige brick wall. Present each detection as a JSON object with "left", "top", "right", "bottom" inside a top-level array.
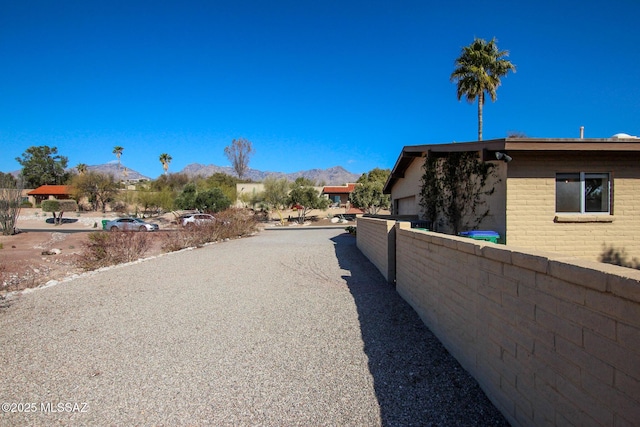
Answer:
[
  {"left": 356, "top": 217, "right": 396, "bottom": 283},
  {"left": 506, "top": 152, "right": 640, "bottom": 262},
  {"left": 390, "top": 222, "right": 640, "bottom": 427}
]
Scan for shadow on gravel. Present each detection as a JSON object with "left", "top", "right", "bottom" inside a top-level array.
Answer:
[{"left": 330, "top": 233, "right": 508, "bottom": 427}]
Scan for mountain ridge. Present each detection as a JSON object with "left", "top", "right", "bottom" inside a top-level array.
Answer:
[{"left": 84, "top": 163, "right": 362, "bottom": 185}]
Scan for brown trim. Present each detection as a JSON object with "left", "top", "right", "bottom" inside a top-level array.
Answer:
[
  {"left": 609, "top": 170, "right": 615, "bottom": 216},
  {"left": 554, "top": 215, "right": 614, "bottom": 223},
  {"left": 384, "top": 138, "right": 640, "bottom": 194}
]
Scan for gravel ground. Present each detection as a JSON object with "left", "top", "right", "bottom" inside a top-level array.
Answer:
[{"left": 0, "top": 228, "right": 508, "bottom": 426}]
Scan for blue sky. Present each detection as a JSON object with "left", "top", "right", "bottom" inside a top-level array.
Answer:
[{"left": 2, "top": 0, "right": 639, "bottom": 179}]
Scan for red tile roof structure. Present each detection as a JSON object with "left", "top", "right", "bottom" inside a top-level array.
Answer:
[
  {"left": 27, "top": 185, "right": 73, "bottom": 196},
  {"left": 322, "top": 183, "right": 358, "bottom": 194}
]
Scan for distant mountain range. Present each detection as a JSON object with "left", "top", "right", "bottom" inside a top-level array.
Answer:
[{"left": 80, "top": 163, "right": 362, "bottom": 185}]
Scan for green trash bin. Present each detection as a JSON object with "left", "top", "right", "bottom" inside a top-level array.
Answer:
[
  {"left": 459, "top": 230, "right": 500, "bottom": 244},
  {"left": 101, "top": 220, "right": 109, "bottom": 230}
]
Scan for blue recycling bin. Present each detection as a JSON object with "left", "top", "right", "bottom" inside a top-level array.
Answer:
[{"left": 459, "top": 230, "right": 500, "bottom": 244}]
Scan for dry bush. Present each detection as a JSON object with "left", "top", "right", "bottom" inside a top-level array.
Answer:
[
  {"left": 79, "top": 231, "right": 152, "bottom": 270},
  {"left": 0, "top": 261, "right": 6, "bottom": 286},
  {"left": 215, "top": 208, "right": 258, "bottom": 238},
  {"left": 161, "top": 208, "right": 258, "bottom": 252},
  {"left": 161, "top": 226, "right": 208, "bottom": 252}
]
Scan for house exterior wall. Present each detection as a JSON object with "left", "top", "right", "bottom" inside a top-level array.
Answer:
[
  {"left": 325, "top": 193, "right": 349, "bottom": 206},
  {"left": 506, "top": 151, "right": 640, "bottom": 262},
  {"left": 389, "top": 158, "right": 508, "bottom": 238},
  {"left": 390, "top": 158, "right": 424, "bottom": 215},
  {"left": 357, "top": 218, "right": 640, "bottom": 426}
]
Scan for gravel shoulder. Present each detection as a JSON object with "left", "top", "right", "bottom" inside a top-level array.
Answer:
[{"left": 0, "top": 228, "right": 507, "bottom": 426}]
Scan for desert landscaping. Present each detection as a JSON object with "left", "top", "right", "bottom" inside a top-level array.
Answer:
[{"left": 0, "top": 208, "right": 355, "bottom": 295}]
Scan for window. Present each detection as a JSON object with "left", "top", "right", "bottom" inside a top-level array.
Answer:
[{"left": 556, "top": 173, "right": 610, "bottom": 213}]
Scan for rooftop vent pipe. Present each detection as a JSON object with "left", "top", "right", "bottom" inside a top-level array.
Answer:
[{"left": 580, "top": 126, "right": 584, "bottom": 139}]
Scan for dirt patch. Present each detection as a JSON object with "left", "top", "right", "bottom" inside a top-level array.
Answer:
[
  {"left": 0, "top": 230, "right": 167, "bottom": 295},
  {"left": 0, "top": 209, "right": 175, "bottom": 295}
]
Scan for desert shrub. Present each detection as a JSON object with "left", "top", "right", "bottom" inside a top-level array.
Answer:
[
  {"left": 20, "top": 201, "right": 33, "bottom": 208},
  {"left": 161, "top": 208, "right": 257, "bottom": 252},
  {"left": 161, "top": 225, "right": 210, "bottom": 252},
  {"left": 215, "top": 208, "right": 258, "bottom": 238},
  {"left": 79, "top": 231, "right": 152, "bottom": 270}
]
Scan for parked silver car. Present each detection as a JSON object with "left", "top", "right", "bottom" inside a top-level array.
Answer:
[
  {"left": 180, "top": 213, "right": 216, "bottom": 227},
  {"left": 106, "top": 217, "right": 159, "bottom": 232}
]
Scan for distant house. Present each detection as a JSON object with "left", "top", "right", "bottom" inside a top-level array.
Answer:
[
  {"left": 27, "top": 185, "right": 74, "bottom": 206},
  {"left": 322, "top": 183, "right": 359, "bottom": 208},
  {"left": 383, "top": 136, "right": 640, "bottom": 262}
]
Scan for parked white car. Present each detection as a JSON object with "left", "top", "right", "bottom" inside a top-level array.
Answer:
[{"left": 180, "top": 213, "right": 216, "bottom": 227}]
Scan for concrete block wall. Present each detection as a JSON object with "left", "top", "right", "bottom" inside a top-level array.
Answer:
[
  {"left": 356, "top": 217, "right": 396, "bottom": 283},
  {"left": 506, "top": 152, "right": 640, "bottom": 262},
  {"left": 369, "top": 221, "right": 640, "bottom": 426}
]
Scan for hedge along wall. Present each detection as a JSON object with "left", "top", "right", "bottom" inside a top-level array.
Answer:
[{"left": 358, "top": 218, "right": 640, "bottom": 426}]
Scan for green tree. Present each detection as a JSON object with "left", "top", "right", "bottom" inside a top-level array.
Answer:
[
  {"left": 76, "top": 163, "right": 88, "bottom": 175},
  {"left": 205, "top": 172, "right": 239, "bottom": 202},
  {"left": 350, "top": 168, "right": 391, "bottom": 214},
  {"left": 136, "top": 188, "right": 173, "bottom": 215},
  {"left": 70, "top": 171, "right": 119, "bottom": 212},
  {"left": 41, "top": 199, "right": 78, "bottom": 225},
  {"left": 174, "top": 183, "right": 198, "bottom": 210},
  {"left": 150, "top": 172, "right": 189, "bottom": 192},
  {"left": 224, "top": 138, "right": 254, "bottom": 179},
  {"left": 16, "top": 146, "right": 70, "bottom": 187},
  {"left": 113, "top": 146, "right": 124, "bottom": 175},
  {"left": 113, "top": 146, "right": 123, "bottom": 162},
  {"left": 262, "top": 176, "right": 291, "bottom": 224},
  {"left": 288, "top": 178, "right": 330, "bottom": 224},
  {"left": 0, "top": 172, "right": 17, "bottom": 187},
  {"left": 450, "top": 37, "right": 516, "bottom": 141},
  {"left": 194, "top": 188, "right": 231, "bottom": 213},
  {"left": 159, "top": 153, "right": 172, "bottom": 175}
]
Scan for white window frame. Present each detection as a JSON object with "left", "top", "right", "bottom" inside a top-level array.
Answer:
[{"left": 555, "top": 172, "right": 611, "bottom": 214}]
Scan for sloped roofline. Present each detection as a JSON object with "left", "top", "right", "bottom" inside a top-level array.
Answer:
[
  {"left": 322, "top": 183, "right": 359, "bottom": 194},
  {"left": 383, "top": 137, "right": 640, "bottom": 194},
  {"left": 26, "top": 185, "right": 74, "bottom": 196}
]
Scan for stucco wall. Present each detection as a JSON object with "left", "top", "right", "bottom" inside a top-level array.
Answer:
[
  {"left": 506, "top": 152, "right": 640, "bottom": 262},
  {"left": 389, "top": 157, "right": 507, "bottom": 238},
  {"left": 390, "top": 222, "right": 640, "bottom": 426},
  {"left": 390, "top": 158, "right": 424, "bottom": 215}
]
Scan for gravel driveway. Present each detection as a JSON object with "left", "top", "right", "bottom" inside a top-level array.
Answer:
[{"left": 0, "top": 228, "right": 507, "bottom": 426}]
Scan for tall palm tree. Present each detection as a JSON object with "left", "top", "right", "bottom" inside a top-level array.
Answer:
[
  {"left": 450, "top": 37, "right": 516, "bottom": 141},
  {"left": 112, "top": 146, "right": 124, "bottom": 181},
  {"left": 76, "top": 163, "right": 88, "bottom": 175},
  {"left": 113, "top": 146, "right": 124, "bottom": 165},
  {"left": 159, "top": 153, "right": 172, "bottom": 175}
]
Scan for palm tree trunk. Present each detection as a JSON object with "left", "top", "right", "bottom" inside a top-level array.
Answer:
[{"left": 477, "top": 92, "right": 484, "bottom": 141}]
